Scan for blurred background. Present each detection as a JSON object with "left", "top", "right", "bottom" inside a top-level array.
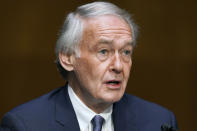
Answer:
[{"left": 0, "top": 0, "right": 196, "bottom": 130}]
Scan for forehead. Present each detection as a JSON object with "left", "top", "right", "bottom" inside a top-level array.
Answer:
[
  {"left": 84, "top": 15, "right": 131, "bottom": 29},
  {"left": 82, "top": 15, "right": 132, "bottom": 42}
]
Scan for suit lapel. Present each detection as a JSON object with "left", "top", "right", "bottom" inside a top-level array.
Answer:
[
  {"left": 113, "top": 94, "right": 137, "bottom": 131},
  {"left": 55, "top": 85, "right": 80, "bottom": 131}
]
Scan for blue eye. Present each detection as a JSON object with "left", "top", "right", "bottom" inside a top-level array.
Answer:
[
  {"left": 97, "top": 49, "right": 109, "bottom": 61},
  {"left": 123, "top": 50, "right": 131, "bottom": 55},
  {"left": 99, "top": 49, "right": 108, "bottom": 55}
]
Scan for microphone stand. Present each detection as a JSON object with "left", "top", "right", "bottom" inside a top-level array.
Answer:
[{"left": 161, "top": 124, "right": 178, "bottom": 131}]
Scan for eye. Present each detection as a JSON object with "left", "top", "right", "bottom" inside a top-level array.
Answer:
[
  {"left": 123, "top": 50, "right": 131, "bottom": 56},
  {"left": 99, "top": 49, "right": 108, "bottom": 55},
  {"left": 97, "top": 49, "right": 109, "bottom": 61},
  {"left": 121, "top": 49, "right": 132, "bottom": 62}
]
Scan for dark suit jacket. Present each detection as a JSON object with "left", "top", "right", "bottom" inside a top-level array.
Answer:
[{"left": 0, "top": 85, "right": 178, "bottom": 131}]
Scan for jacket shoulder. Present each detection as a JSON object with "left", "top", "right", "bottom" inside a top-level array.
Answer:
[
  {"left": 121, "top": 94, "right": 178, "bottom": 129},
  {"left": 124, "top": 94, "right": 170, "bottom": 113},
  {"left": 0, "top": 87, "right": 65, "bottom": 131},
  {"left": 9, "top": 87, "right": 62, "bottom": 114}
]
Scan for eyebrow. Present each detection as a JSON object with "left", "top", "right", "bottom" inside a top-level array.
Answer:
[
  {"left": 125, "top": 40, "right": 133, "bottom": 45},
  {"left": 98, "top": 38, "right": 113, "bottom": 45},
  {"left": 98, "top": 38, "right": 133, "bottom": 46}
]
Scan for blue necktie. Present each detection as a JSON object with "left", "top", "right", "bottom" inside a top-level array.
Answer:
[{"left": 91, "top": 115, "right": 104, "bottom": 131}]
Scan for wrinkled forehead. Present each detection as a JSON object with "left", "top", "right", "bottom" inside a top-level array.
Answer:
[
  {"left": 82, "top": 15, "right": 131, "bottom": 31},
  {"left": 81, "top": 15, "right": 133, "bottom": 44}
]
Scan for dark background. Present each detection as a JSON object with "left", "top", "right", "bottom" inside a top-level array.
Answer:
[{"left": 0, "top": 0, "right": 196, "bottom": 130}]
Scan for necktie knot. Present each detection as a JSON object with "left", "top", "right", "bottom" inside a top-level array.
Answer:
[{"left": 91, "top": 115, "right": 104, "bottom": 131}]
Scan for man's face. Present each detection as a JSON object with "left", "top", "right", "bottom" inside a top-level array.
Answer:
[{"left": 72, "top": 15, "right": 133, "bottom": 108}]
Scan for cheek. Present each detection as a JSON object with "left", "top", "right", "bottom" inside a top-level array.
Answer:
[
  {"left": 74, "top": 59, "right": 91, "bottom": 81},
  {"left": 90, "top": 64, "right": 109, "bottom": 86},
  {"left": 75, "top": 58, "right": 101, "bottom": 81},
  {"left": 124, "top": 63, "right": 132, "bottom": 78}
]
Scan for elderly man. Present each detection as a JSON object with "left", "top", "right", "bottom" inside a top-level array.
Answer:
[{"left": 0, "top": 2, "right": 178, "bottom": 131}]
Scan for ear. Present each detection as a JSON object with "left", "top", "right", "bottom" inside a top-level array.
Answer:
[{"left": 59, "top": 52, "right": 75, "bottom": 71}]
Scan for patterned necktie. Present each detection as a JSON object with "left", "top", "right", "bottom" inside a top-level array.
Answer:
[{"left": 91, "top": 115, "right": 104, "bottom": 131}]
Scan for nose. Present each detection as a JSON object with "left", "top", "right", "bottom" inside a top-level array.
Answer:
[{"left": 110, "top": 52, "right": 123, "bottom": 74}]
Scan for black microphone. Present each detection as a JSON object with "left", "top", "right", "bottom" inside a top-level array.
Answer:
[{"left": 161, "top": 124, "right": 178, "bottom": 131}]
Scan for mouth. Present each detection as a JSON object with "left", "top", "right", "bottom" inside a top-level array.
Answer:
[{"left": 104, "top": 80, "right": 122, "bottom": 89}]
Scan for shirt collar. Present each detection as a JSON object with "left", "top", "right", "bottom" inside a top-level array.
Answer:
[{"left": 68, "top": 84, "right": 113, "bottom": 130}]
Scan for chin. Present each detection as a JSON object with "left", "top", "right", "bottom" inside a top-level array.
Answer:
[{"left": 101, "top": 93, "right": 124, "bottom": 104}]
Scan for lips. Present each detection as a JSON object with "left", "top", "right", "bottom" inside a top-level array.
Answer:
[{"left": 104, "top": 80, "right": 122, "bottom": 89}]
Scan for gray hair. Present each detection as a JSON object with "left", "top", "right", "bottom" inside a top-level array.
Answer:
[{"left": 55, "top": 1, "right": 139, "bottom": 79}]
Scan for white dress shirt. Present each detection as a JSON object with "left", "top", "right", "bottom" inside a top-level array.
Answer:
[{"left": 68, "top": 85, "right": 114, "bottom": 131}]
